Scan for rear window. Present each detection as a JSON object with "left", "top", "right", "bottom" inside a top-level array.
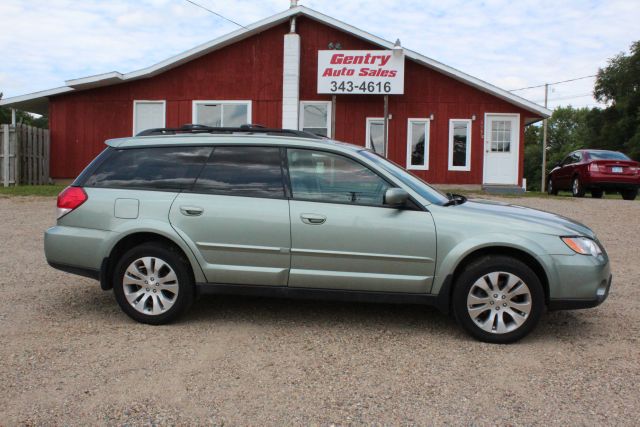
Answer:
[
  {"left": 84, "top": 146, "right": 212, "bottom": 190},
  {"left": 588, "top": 151, "right": 630, "bottom": 161},
  {"left": 192, "top": 146, "right": 284, "bottom": 198}
]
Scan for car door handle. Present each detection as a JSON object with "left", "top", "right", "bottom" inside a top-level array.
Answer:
[
  {"left": 180, "top": 206, "right": 204, "bottom": 216},
  {"left": 300, "top": 213, "right": 326, "bottom": 225}
]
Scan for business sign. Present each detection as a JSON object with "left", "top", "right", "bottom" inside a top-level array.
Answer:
[{"left": 317, "top": 50, "right": 404, "bottom": 95}]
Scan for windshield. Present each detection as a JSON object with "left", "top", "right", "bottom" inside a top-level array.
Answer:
[
  {"left": 360, "top": 150, "right": 450, "bottom": 205},
  {"left": 587, "top": 151, "right": 630, "bottom": 161}
]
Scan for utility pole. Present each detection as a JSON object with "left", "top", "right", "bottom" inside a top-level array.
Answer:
[{"left": 541, "top": 83, "right": 549, "bottom": 192}]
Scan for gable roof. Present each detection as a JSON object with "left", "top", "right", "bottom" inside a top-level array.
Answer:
[{"left": 0, "top": 5, "right": 551, "bottom": 118}]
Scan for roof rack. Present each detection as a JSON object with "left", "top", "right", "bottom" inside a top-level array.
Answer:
[{"left": 136, "top": 123, "right": 323, "bottom": 139}]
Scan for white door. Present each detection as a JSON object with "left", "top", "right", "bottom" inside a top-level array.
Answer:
[{"left": 484, "top": 114, "right": 520, "bottom": 185}]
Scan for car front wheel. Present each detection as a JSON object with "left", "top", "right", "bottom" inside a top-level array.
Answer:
[
  {"left": 113, "top": 243, "right": 194, "bottom": 324},
  {"left": 547, "top": 178, "right": 558, "bottom": 195},
  {"left": 452, "top": 255, "right": 544, "bottom": 343}
]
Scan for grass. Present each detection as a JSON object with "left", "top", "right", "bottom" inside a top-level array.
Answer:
[{"left": 0, "top": 184, "right": 66, "bottom": 197}]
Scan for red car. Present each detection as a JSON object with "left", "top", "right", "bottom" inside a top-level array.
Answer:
[{"left": 547, "top": 149, "right": 639, "bottom": 200}]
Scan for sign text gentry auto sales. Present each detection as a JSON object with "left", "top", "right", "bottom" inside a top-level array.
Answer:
[{"left": 317, "top": 50, "right": 404, "bottom": 95}]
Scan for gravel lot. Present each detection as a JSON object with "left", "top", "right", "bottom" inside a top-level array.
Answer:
[{"left": 1, "top": 195, "right": 639, "bottom": 425}]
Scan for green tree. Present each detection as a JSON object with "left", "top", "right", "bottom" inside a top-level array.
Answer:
[
  {"left": 591, "top": 40, "right": 640, "bottom": 159},
  {"left": 0, "top": 106, "right": 48, "bottom": 128}
]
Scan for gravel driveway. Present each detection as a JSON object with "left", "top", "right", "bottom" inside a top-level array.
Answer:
[{"left": 1, "top": 195, "right": 638, "bottom": 425}]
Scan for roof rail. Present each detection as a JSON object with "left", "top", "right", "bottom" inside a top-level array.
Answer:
[{"left": 136, "top": 123, "right": 323, "bottom": 139}]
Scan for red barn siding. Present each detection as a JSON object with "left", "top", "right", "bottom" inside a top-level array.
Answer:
[
  {"left": 50, "top": 23, "right": 288, "bottom": 178},
  {"left": 48, "top": 16, "right": 540, "bottom": 185},
  {"left": 296, "top": 17, "right": 538, "bottom": 185}
]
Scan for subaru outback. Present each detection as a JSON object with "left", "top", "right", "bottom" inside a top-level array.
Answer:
[{"left": 45, "top": 125, "right": 611, "bottom": 343}]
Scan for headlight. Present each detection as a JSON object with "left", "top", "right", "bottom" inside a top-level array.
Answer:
[{"left": 561, "top": 236, "right": 602, "bottom": 256}]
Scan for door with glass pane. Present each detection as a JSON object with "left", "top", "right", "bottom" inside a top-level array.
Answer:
[
  {"left": 483, "top": 114, "right": 520, "bottom": 184},
  {"left": 366, "top": 118, "right": 387, "bottom": 156},
  {"left": 286, "top": 148, "right": 437, "bottom": 293}
]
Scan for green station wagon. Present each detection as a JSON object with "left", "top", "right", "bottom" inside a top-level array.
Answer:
[{"left": 45, "top": 125, "right": 611, "bottom": 343}]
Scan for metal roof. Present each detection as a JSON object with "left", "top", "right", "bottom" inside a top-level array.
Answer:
[{"left": 0, "top": 5, "right": 551, "bottom": 118}]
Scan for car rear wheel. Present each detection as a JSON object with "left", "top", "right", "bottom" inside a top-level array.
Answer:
[
  {"left": 572, "top": 176, "right": 585, "bottom": 197},
  {"left": 547, "top": 178, "right": 558, "bottom": 195},
  {"left": 621, "top": 188, "right": 638, "bottom": 201},
  {"left": 452, "top": 255, "right": 544, "bottom": 344},
  {"left": 113, "top": 243, "right": 194, "bottom": 324},
  {"left": 591, "top": 189, "right": 603, "bottom": 198}
]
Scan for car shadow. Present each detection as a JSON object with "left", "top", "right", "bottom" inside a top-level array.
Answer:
[{"left": 42, "top": 282, "right": 598, "bottom": 343}]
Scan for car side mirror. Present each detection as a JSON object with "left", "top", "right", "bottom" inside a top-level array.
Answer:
[{"left": 384, "top": 188, "right": 409, "bottom": 207}]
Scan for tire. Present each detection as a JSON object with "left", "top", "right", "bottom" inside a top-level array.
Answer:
[
  {"left": 452, "top": 255, "right": 545, "bottom": 344},
  {"left": 591, "top": 189, "right": 603, "bottom": 199},
  {"left": 113, "top": 242, "right": 195, "bottom": 325},
  {"left": 571, "top": 176, "right": 585, "bottom": 197},
  {"left": 621, "top": 188, "right": 638, "bottom": 201},
  {"left": 547, "top": 178, "right": 558, "bottom": 195}
]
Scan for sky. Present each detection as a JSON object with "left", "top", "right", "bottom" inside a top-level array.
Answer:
[{"left": 0, "top": 0, "right": 638, "bottom": 110}]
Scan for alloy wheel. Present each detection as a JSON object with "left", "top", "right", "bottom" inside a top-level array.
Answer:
[
  {"left": 122, "top": 256, "right": 179, "bottom": 315},
  {"left": 466, "top": 271, "right": 532, "bottom": 334}
]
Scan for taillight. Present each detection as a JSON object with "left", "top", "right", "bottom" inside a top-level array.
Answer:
[
  {"left": 57, "top": 186, "right": 88, "bottom": 219},
  {"left": 631, "top": 166, "right": 639, "bottom": 174},
  {"left": 589, "top": 163, "right": 599, "bottom": 173}
]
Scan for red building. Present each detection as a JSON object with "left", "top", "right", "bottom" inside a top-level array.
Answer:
[{"left": 0, "top": 5, "right": 550, "bottom": 188}]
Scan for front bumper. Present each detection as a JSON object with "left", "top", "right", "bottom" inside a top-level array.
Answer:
[
  {"left": 544, "top": 250, "right": 611, "bottom": 310},
  {"left": 548, "top": 274, "right": 611, "bottom": 310}
]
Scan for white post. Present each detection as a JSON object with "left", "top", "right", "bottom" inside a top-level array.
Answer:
[
  {"left": 541, "top": 83, "right": 549, "bottom": 191},
  {"left": 383, "top": 95, "right": 389, "bottom": 157},
  {"left": 2, "top": 124, "right": 9, "bottom": 187},
  {"left": 11, "top": 109, "right": 16, "bottom": 126},
  {"left": 281, "top": 18, "right": 300, "bottom": 129}
]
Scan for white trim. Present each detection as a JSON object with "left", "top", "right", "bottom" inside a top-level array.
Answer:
[
  {"left": 406, "top": 118, "right": 430, "bottom": 170},
  {"left": 132, "top": 100, "right": 166, "bottom": 136},
  {"left": 482, "top": 113, "right": 521, "bottom": 185},
  {"left": 448, "top": 119, "right": 472, "bottom": 171},
  {"left": 1, "top": 6, "right": 551, "bottom": 118},
  {"left": 282, "top": 33, "right": 301, "bottom": 129},
  {"left": 365, "top": 117, "right": 387, "bottom": 156},
  {"left": 191, "top": 100, "right": 252, "bottom": 127},
  {"left": 299, "top": 101, "right": 332, "bottom": 138}
]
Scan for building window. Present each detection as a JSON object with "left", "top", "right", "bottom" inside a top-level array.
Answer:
[
  {"left": 406, "top": 119, "right": 430, "bottom": 170},
  {"left": 133, "top": 100, "right": 166, "bottom": 136},
  {"left": 192, "top": 101, "right": 251, "bottom": 127},
  {"left": 448, "top": 119, "right": 472, "bottom": 171},
  {"left": 299, "top": 101, "right": 331, "bottom": 137},
  {"left": 366, "top": 118, "right": 387, "bottom": 157}
]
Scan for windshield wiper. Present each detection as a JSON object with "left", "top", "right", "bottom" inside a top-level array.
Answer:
[{"left": 443, "top": 192, "right": 467, "bottom": 206}]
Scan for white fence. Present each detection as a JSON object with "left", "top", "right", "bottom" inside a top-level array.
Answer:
[{"left": 0, "top": 124, "right": 50, "bottom": 187}]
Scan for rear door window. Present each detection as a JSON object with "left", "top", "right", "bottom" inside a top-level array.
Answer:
[
  {"left": 84, "top": 146, "right": 212, "bottom": 190},
  {"left": 192, "top": 146, "right": 285, "bottom": 198}
]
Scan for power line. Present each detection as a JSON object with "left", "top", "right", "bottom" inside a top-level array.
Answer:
[
  {"left": 182, "top": 0, "right": 247, "bottom": 29},
  {"left": 509, "top": 75, "right": 597, "bottom": 92},
  {"left": 532, "top": 93, "right": 595, "bottom": 103}
]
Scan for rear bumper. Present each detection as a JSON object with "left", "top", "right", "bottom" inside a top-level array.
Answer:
[
  {"left": 548, "top": 274, "right": 612, "bottom": 310},
  {"left": 584, "top": 180, "right": 639, "bottom": 190},
  {"left": 45, "top": 225, "right": 113, "bottom": 274}
]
